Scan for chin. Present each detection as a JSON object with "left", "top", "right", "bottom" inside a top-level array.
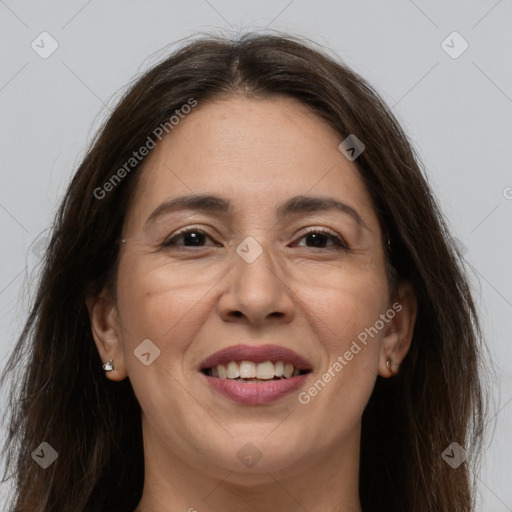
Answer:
[{"left": 198, "top": 441, "right": 314, "bottom": 483}]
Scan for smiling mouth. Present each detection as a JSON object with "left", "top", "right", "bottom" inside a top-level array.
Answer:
[{"left": 201, "top": 360, "right": 311, "bottom": 382}]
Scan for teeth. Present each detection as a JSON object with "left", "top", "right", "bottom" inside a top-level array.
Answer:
[
  {"left": 256, "top": 361, "right": 275, "bottom": 379},
  {"left": 283, "top": 363, "right": 294, "bottom": 379},
  {"left": 227, "top": 361, "right": 240, "bottom": 379},
  {"left": 209, "top": 360, "right": 305, "bottom": 380},
  {"left": 239, "top": 361, "right": 256, "bottom": 379},
  {"left": 217, "top": 364, "right": 227, "bottom": 379}
]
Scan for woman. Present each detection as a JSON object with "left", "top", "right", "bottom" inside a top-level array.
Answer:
[{"left": 0, "top": 32, "right": 488, "bottom": 512}]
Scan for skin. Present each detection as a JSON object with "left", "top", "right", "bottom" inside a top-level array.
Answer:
[{"left": 87, "top": 95, "right": 417, "bottom": 512}]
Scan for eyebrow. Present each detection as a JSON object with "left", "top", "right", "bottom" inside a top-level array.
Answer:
[{"left": 145, "top": 194, "right": 368, "bottom": 230}]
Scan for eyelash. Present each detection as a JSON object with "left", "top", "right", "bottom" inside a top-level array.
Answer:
[{"left": 162, "top": 226, "right": 349, "bottom": 251}]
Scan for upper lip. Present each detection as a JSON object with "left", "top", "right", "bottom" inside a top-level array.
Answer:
[{"left": 199, "top": 344, "right": 313, "bottom": 371}]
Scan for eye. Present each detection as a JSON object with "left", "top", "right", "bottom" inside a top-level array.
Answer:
[
  {"left": 292, "top": 228, "right": 349, "bottom": 250},
  {"left": 161, "top": 227, "right": 349, "bottom": 251},
  {"left": 162, "top": 228, "right": 220, "bottom": 248}
]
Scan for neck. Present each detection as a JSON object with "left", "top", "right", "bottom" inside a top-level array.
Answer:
[{"left": 134, "top": 418, "right": 363, "bottom": 512}]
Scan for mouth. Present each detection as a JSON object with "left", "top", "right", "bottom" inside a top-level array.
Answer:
[
  {"left": 201, "top": 361, "right": 311, "bottom": 382},
  {"left": 199, "top": 344, "right": 313, "bottom": 404}
]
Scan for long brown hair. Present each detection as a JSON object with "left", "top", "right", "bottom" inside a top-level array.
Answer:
[{"left": 0, "top": 32, "right": 490, "bottom": 511}]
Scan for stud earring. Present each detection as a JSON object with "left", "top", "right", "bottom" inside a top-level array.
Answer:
[
  {"left": 386, "top": 357, "right": 399, "bottom": 373},
  {"left": 102, "top": 360, "right": 114, "bottom": 372}
]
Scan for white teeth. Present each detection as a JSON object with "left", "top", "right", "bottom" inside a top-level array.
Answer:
[
  {"left": 217, "top": 364, "right": 227, "bottom": 379},
  {"left": 210, "top": 360, "right": 305, "bottom": 380},
  {"left": 239, "top": 361, "right": 256, "bottom": 379},
  {"left": 256, "top": 361, "right": 275, "bottom": 379},
  {"left": 227, "top": 361, "right": 240, "bottom": 379}
]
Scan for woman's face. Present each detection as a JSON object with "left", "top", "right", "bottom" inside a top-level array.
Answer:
[{"left": 90, "top": 95, "right": 414, "bottom": 483}]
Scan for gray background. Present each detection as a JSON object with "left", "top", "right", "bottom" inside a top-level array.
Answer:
[{"left": 0, "top": 0, "right": 511, "bottom": 510}]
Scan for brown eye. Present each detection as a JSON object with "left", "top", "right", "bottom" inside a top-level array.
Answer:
[
  {"left": 293, "top": 229, "right": 349, "bottom": 250},
  {"left": 163, "top": 229, "right": 219, "bottom": 248}
]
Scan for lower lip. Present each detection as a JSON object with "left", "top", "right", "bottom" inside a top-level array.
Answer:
[{"left": 201, "top": 373, "right": 310, "bottom": 405}]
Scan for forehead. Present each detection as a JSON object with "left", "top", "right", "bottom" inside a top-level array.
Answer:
[{"left": 124, "top": 95, "right": 380, "bottom": 235}]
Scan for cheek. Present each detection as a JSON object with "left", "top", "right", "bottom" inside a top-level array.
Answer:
[
  {"left": 298, "top": 264, "right": 389, "bottom": 340},
  {"left": 114, "top": 255, "right": 220, "bottom": 360},
  {"left": 296, "top": 269, "right": 387, "bottom": 405},
  {"left": 113, "top": 258, "right": 216, "bottom": 425},
  {"left": 295, "top": 304, "right": 382, "bottom": 449}
]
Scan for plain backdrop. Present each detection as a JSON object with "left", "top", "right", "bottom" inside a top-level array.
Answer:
[{"left": 0, "top": 1, "right": 511, "bottom": 510}]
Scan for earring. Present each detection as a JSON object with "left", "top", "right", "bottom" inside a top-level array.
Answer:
[
  {"left": 386, "top": 357, "right": 399, "bottom": 373},
  {"left": 102, "top": 359, "right": 115, "bottom": 372}
]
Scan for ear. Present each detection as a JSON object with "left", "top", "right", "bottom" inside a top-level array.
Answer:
[
  {"left": 85, "top": 289, "right": 127, "bottom": 381},
  {"left": 378, "top": 280, "right": 417, "bottom": 378}
]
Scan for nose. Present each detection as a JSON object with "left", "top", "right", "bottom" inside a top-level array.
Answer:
[{"left": 217, "top": 241, "right": 296, "bottom": 328}]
